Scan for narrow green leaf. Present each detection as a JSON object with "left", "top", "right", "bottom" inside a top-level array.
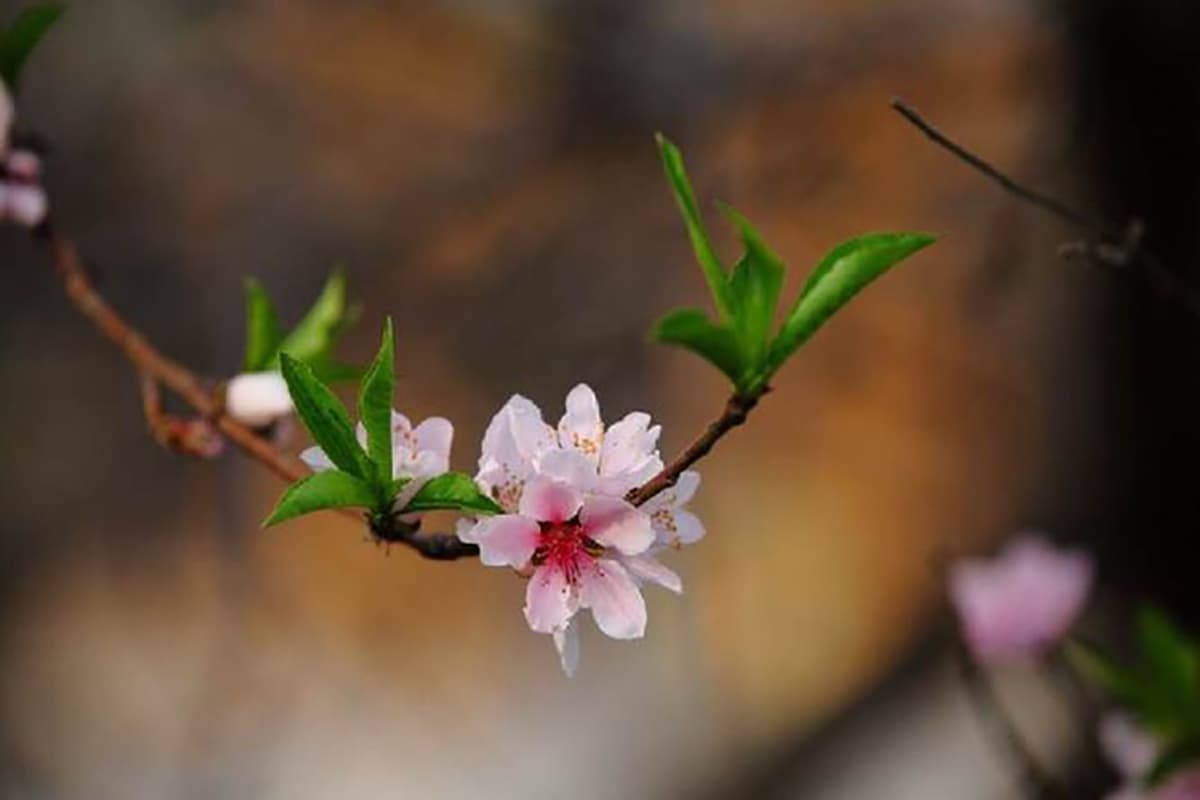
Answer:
[
  {"left": 243, "top": 278, "right": 284, "bottom": 371},
  {"left": 1138, "top": 608, "right": 1200, "bottom": 734},
  {"left": 656, "top": 134, "right": 735, "bottom": 321},
  {"left": 1067, "top": 639, "right": 1146, "bottom": 710},
  {"left": 277, "top": 270, "right": 352, "bottom": 364},
  {"left": 263, "top": 469, "right": 377, "bottom": 526},
  {"left": 309, "top": 357, "right": 364, "bottom": 384},
  {"left": 721, "top": 204, "right": 786, "bottom": 365},
  {"left": 769, "top": 232, "right": 935, "bottom": 370},
  {"left": 402, "top": 472, "right": 502, "bottom": 515},
  {"left": 0, "top": 3, "right": 63, "bottom": 88},
  {"left": 358, "top": 318, "right": 395, "bottom": 482},
  {"left": 654, "top": 307, "right": 747, "bottom": 388},
  {"left": 279, "top": 353, "right": 373, "bottom": 480}
]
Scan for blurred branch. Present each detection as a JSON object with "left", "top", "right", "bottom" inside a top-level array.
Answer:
[
  {"left": 954, "top": 638, "right": 1065, "bottom": 800},
  {"left": 891, "top": 98, "right": 1200, "bottom": 319}
]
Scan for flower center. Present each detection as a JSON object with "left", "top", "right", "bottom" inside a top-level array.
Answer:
[{"left": 530, "top": 519, "right": 604, "bottom": 584}]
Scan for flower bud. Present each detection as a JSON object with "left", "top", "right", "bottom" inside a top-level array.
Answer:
[
  {"left": 225, "top": 371, "right": 293, "bottom": 428},
  {"left": 0, "top": 184, "right": 47, "bottom": 227}
]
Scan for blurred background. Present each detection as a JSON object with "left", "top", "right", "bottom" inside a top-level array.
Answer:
[{"left": 2, "top": 0, "right": 1197, "bottom": 797}]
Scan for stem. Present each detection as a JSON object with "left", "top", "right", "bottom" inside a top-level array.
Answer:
[
  {"left": 954, "top": 638, "right": 1065, "bottom": 800},
  {"left": 627, "top": 390, "right": 762, "bottom": 506}
]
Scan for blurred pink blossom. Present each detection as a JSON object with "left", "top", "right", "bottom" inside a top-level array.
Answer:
[
  {"left": 226, "top": 372, "right": 293, "bottom": 428},
  {"left": 1101, "top": 713, "right": 1200, "bottom": 800},
  {"left": 948, "top": 534, "right": 1094, "bottom": 662}
]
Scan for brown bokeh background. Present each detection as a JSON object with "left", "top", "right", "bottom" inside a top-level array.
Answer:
[{"left": 0, "top": 0, "right": 1164, "bottom": 797}]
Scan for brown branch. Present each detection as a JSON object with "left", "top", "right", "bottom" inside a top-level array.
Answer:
[
  {"left": 954, "top": 638, "right": 1065, "bottom": 800},
  {"left": 31, "top": 217, "right": 476, "bottom": 559},
  {"left": 891, "top": 97, "right": 1200, "bottom": 320},
  {"left": 627, "top": 390, "right": 763, "bottom": 506}
]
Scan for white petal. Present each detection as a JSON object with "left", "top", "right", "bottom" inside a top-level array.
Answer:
[
  {"left": 519, "top": 476, "right": 583, "bottom": 523},
  {"left": 600, "top": 412, "right": 661, "bottom": 476},
  {"left": 355, "top": 421, "right": 368, "bottom": 449},
  {"left": 299, "top": 445, "right": 335, "bottom": 472},
  {"left": 581, "top": 496, "right": 653, "bottom": 555},
  {"left": 672, "top": 509, "right": 706, "bottom": 546},
  {"left": 525, "top": 565, "right": 578, "bottom": 634},
  {"left": 553, "top": 622, "right": 581, "bottom": 677},
  {"left": 558, "top": 384, "right": 604, "bottom": 463},
  {"left": 536, "top": 447, "right": 597, "bottom": 492},
  {"left": 480, "top": 394, "right": 555, "bottom": 479},
  {"left": 580, "top": 559, "right": 647, "bottom": 640},
  {"left": 622, "top": 553, "right": 683, "bottom": 594},
  {"left": 464, "top": 514, "right": 539, "bottom": 568},
  {"left": 414, "top": 417, "right": 453, "bottom": 461},
  {"left": 225, "top": 372, "right": 294, "bottom": 427},
  {"left": 672, "top": 470, "right": 701, "bottom": 505}
]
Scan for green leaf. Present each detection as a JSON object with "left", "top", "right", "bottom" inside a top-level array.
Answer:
[
  {"left": 721, "top": 204, "right": 785, "bottom": 366},
  {"left": 243, "top": 278, "right": 284, "bottom": 371},
  {"left": 653, "top": 307, "right": 747, "bottom": 388},
  {"left": 0, "top": 3, "right": 63, "bottom": 88},
  {"left": 358, "top": 318, "right": 395, "bottom": 482},
  {"left": 308, "top": 357, "right": 364, "bottom": 384},
  {"left": 277, "top": 270, "right": 354, "bottom": 365},
  {"left": 656, "top": 134, "right": 735, "bottom": 321},
  {"left": 769, "top": 232, "right": 935, "bottom": 370},
  {"left": 401, "top": 472, "right": 502, "bottom": 515},
  {"left": 279, "top": 353, "right": 374, "bottom": 481},
  {"left": 1138, "top": 608, "right": 1200, "bottom": 736},
  {"left": 1068, "top": 639, "right": 1146, "bottom": 710},
  {"left": 263, "top": 469, "right": 377, "bottom": 526}
]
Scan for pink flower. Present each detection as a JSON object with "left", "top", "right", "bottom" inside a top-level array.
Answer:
[
  {"left": 461, "top": 475, "right": 655, "bottom": 673},
  {"left": 475, "top": 384, "right": 663, "bottom": 511},
  {"left": 1101, "top": 714, "right": 1200, "bottom": 800},
  {"left": 463, "top": 384, "right": 701, "bottom": 675},
  {"left": 948, "top": 534, "right": 1094, "bottom": 662},
  {"left": 0, "top": 182, "right": 47, "bottom": 227},
  {"left": 302, "top": 409, "right": 452, "bottom": 508}
]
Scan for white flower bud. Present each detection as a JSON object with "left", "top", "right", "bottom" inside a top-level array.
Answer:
[
  {"left": 225, "top": 371, "right": 293, "bottom": 428},
  {"left": 2, "top": 184, "right": 47, "bottom": 227}
]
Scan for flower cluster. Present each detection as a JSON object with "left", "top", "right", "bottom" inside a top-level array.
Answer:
[
  {"left": 457, "top": 385, "right": 702, "bottom": 675},
  {"left": 0, "top": 78, "right": 47, "bottom": 228}
]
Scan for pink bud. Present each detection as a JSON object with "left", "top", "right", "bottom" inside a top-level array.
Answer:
[
  {"left": 225, "top": 372, "right": 293, "bottom": 428},
  {"left": 948, "top": 534, "right": 1094, "bottom": 662},
  {"left": 6, "top": 149, "right": 41, "bottom": 181},
  {"left": 2, "top": 184, "right": 47, "bottom": 227}
]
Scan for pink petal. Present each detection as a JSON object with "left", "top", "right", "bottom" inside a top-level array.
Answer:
[
  {"left": 553, "top": 622, "right": 581, "bottom": 677},
  {"left": 579, "top": 559, "right": 647, "bottom": 639},
  {"left": 557, "top": 383, "right": 604, "bottom": 462},
  {"left": 525, "top": 565, "right": 578, "bottom": 634},
  {"left": 948, "top": 534, "right": 1094, "bottom": 662},
  {"left": 1099, "top": 713, "right": 1159, "bottom": 781},
  {"left": 414, "top": 417, "right": 454, "bottom": 461},
  {"left": 536, "top": 447, "right": 597, "bottom": 492},
  {"left": 519, "top": 476, "right": 583, "bottom": 523},
  {"left": 622, "top": 553, "right": 683, "bottom": 594},
  {"left": 600, "top": 411, "right": 661, "bottom": 476},
  {"left": 480, "top": 394, "right": 555, "bottom": 475},
  {"left": 225, "top": 372, "right": 294, "bottom": 427},
  {"left": 581, "top": 496, "right": 653, "bottom": 555},
  {"left": 463, "top": 515, "right": 539, "bottom": 568}
]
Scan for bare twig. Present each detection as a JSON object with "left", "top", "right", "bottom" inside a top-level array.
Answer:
[
  {"left": 954, "top": 637, "right": 1065, "bottom": 800},
  {"left": 891, "top": 97, "right": 1200, "bottom": 319}
]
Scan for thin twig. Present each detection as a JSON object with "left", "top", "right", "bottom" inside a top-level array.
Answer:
[
  {"left": 954, "top": 638, "right": 1065, "bottom": 800},
  {"left": 891, "top": 97, "right": 1200, "bottom": 320},
  {"left": 627, "top": 391, "right": 763, "bottom": 506},
  {"left": 32, "top": 218, "right": 475, "bottom": 559}
]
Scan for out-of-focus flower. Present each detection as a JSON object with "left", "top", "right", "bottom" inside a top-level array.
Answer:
[
  {"left": 1101, "top": 713, "right": 1200, "bottom": 800},
  {"left": 302, "top": 409, "right": 452, "bottom": 507},
  {"left": 463, "top": 384, "right": 702, "bottom": 674},
  {"left": 225, "top": 372, "right": 294, "bottom": 428},
  {"left": 948, "top": 534, "right": 1094, "bottom": 662},
  {"left": 461, "top": 475, "right": 654, "bottom": 664}
]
